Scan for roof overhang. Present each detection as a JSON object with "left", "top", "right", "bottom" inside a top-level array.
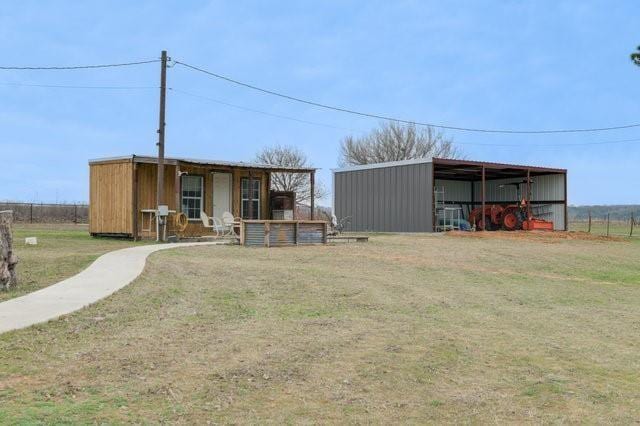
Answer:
[{"left": 433, "top": 157, "right": 566, "bottom": 181}]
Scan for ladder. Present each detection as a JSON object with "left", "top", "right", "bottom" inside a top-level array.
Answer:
[{"left": 434, "top": 187, "right": 461, "bottom": 232}]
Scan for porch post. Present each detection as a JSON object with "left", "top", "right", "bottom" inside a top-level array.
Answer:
[
  {"left": 481, "top": 165, "right": 486, "bottom": 231},
  {"left": 132, "top": 161, "right": 139, "bottom": 241},
  {"left": 310, "top": 170, "right": 315, "bottom": 220},
  {"left": 175, "top": 164, "right": 181, "bottom": 214},
  {"left": 563, "top": 172, "right": 568, "bottom": 231}
]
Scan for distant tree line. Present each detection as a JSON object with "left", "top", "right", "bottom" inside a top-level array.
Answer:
[{"left": 569, "top": 205, "right": 640, "bottom": 221}]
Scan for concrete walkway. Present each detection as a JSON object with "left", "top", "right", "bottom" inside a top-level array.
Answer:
[{"left": 0, "top": 242, "right": 222, "bottom": 334}]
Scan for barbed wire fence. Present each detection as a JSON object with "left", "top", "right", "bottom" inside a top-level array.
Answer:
[
  {"left": 1, "top": 201, "right": 638, "bottom": 238},
  {"left": 570, "top": 211, "right": 638, "bottom": 238},
  {"left": 0, "top": 202, "right": 88, "bottom": 224}
]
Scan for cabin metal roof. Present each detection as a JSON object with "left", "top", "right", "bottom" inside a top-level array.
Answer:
[{"left": 89, "top": 155, "right": 317, "bottom": 173}]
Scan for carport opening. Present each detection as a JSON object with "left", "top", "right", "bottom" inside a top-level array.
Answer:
[{"left": 432, "top": 158, "right": 567, "bottom": 232}]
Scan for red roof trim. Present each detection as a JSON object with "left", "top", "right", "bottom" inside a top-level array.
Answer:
[{"left": 432, "top": 157, "right": 566, "bottom": 173}]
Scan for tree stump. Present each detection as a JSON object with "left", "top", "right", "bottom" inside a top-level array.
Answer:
[{"left": 0, "top": 211, "right": 18, "bottom": 290}]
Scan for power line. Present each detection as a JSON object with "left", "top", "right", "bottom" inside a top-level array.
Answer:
[
  {"left": 169, "top": 87, "right": 357, "bottom": 132},
  {"left": 171, "top": 87, "right": 640, "bottom": 148},
  {"left": 0, "top": 59, "right": 160, "bottom": 70},
  {"left": 174, "top": 60, "right": 640, "bottom": 135},
  {"left": 5, "top": 56, "right": 638, "bottom": 135},
  {"left": 1, "top": 74, "right": 638, "bottom": 148},
  {"left": 0, "top": 82, "right": 158, "bottom": 90},
  {"left": 455, "top": 136, "right": 640, "bottom": 148}
]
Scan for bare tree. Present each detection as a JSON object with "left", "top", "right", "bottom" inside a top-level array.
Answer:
[
  {"left": 339, "top": 121, "right": 462, "bottom": 166},
  {"left": 255, "top": 145, "right": 327, "bottom": 204}
]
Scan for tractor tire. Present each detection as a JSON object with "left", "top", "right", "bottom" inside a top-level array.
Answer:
[{"left": 502, "top": 211, "right": 523, "bottom": 231}]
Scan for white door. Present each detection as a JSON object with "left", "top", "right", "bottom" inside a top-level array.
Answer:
[{"left": 212, "top": 172, "right": 232, "bottom": 219}]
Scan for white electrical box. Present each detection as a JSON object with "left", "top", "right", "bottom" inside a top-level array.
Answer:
[{"left": 157, "top": 205, "right": 169, "bottom": 217}]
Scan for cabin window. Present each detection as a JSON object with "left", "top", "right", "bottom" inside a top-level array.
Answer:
[
  {"left": 181, "top": 175, "right": 203, "bottom": 220},
  {"left": 241, "top": 178, "right": 260, "bottom": 219}
]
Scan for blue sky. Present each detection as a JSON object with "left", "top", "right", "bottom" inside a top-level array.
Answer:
[{"left": 1, "top": 1, "right": 639, "bottom": 205}]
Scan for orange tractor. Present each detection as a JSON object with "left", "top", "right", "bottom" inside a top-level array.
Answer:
[{"left": 468, "top": 180, "right": 553, "bottom": 231}]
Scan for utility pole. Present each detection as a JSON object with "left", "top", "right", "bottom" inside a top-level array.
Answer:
[{"left": 156, "top": 50, "right": 168, "bottom": 241}]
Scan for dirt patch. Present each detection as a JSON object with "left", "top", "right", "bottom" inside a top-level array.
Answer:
[{"left": 446, "top": 230, "right": 626, "bottom": 242}]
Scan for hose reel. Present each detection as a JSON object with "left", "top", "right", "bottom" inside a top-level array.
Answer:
[{"left": 173, "top": 212, "right": 189, "bottom": 233}]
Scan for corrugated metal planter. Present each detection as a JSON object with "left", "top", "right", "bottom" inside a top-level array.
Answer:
[{"left": 241, "top": 220, "right": 328, "bottom": 247}]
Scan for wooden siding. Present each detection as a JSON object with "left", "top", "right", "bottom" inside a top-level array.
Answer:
[
  {"left": 89, "top": 159, "right": 276, "bottom": 238},
  {"left": 136, "top": 163, "right": 178, "bottom": 211},
  {"left": 133, "top": 163, "right": 270, "bottom": 238},
  {"left": 89, "top": 161, "right": 133, "bottom": 235}
]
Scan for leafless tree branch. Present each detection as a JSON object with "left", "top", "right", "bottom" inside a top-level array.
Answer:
[
  {"left": 339, "top": 122, "right": 463, "bottom": 166},
  {"left": 255, "top": 145, "right": 328, "bottom": 204}
]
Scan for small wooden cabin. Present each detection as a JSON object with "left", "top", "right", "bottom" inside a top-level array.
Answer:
[{"left": 89, "top": 155, "right": 316, "bottom": 239}]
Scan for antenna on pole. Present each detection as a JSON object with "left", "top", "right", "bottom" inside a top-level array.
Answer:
[{"left": 156, "top": 50, "right": 168, "bottom": 242}]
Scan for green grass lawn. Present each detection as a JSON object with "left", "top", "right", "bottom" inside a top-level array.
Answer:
[
  {"left": 570, "top": 219, "right": 638, "bottom": 237},
  {"left": 1, "top": 224, "right": 145, "bottom": 302},
  {"left": 1, "top": 228, "right": 639, "bottom": 423}
]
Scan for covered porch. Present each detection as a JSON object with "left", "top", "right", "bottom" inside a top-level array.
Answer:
[{"left": 130, "top": 156, "right": 317, "bottom": 240}]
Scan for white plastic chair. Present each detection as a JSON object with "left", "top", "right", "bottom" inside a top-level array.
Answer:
[
  {"left": 222, "top": 211, "right": 240, "bottom": 237},
  {"left": 212, "top": 217, "right": 226, "bottom": 237},
  {"left": 200, "top": 211, "right": 225, "bottom": 237}
]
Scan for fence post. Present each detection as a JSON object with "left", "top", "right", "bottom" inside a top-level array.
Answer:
[
  {"left": 631, "top": 213, "right": 635, "bottom": 238},
  {"left": 587, "top": 211, "right": 591, "bottom": 233},
  {"left": 606, "top": 213, "right": 610, "bottom": 237},
  {"left": 30, "top": 203, "right": 33, "bottom": 223},
  {"left": 73, "top": 204, "right": 77, "bottom": 224}
]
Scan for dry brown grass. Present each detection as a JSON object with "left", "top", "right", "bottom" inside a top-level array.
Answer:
[{"left": 0, "top": 232, "right": 639, "bottom": 423}]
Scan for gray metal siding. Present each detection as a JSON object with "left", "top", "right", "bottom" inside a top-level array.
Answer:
[
  {"left": 434, "top": 179, "right": 473, "bottom": 202},
  {"left": 334, "top": 162, "right": 433, "bottom": 232},
  {"left": 472, "top": 174, "right": 565, "bottom": 202}
]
